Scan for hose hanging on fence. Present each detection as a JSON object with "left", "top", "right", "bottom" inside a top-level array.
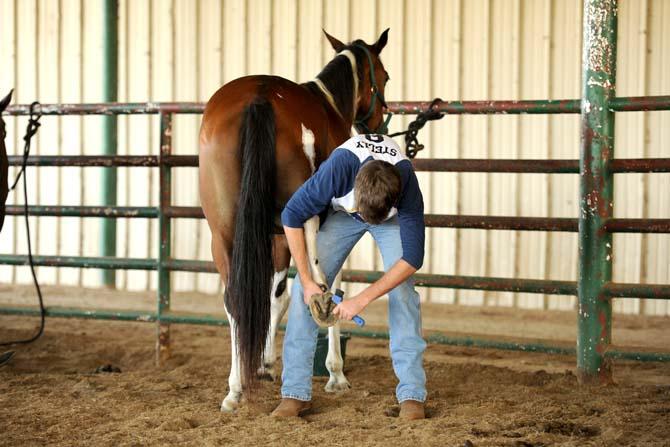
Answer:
[
  {"left": 0, "top": 102, "right": 46, "bottom": 363},
  {"left": 388, "top": 98, "right": 446, "bottom": 159}
]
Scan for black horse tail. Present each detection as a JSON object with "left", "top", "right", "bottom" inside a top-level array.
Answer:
[{"left": 226, "top": 97, "right": 276, "bottom": 389}]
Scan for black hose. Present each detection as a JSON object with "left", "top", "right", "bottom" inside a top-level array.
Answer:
[{"left": 0, "top": 102, "right": 46, "bottom": 352}]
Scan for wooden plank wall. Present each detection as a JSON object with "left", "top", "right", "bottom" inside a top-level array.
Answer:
[{"left": 0, "top": 0, "right": 667, "bottom": 316}]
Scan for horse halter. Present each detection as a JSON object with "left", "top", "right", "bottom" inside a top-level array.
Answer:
[{"left": 353, "top": 44, "right": 393, "bottom": 135}]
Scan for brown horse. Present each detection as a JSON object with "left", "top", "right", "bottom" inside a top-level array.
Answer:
[
  {"left": 199, "top": 30, "right": 390, "bottom": 411},
  {"left": 0, "top": 90, "right": 12, "bottom": 234}
]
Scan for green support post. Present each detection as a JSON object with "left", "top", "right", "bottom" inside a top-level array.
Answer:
[
  {"left": 577, "top": 0, "right": 617, "bottom": 384},
  {"left": 101, "top": 0, "right": 119, "bottom": 287},
  {"left": 157, "top": 113, "right": 173, "bottom": 366}
]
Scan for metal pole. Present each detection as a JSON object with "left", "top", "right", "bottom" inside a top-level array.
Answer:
[
  {"left": 157, "top": 112, "right": 173, "bottom": 365},
  {"left": 101, "top": 0, "right": 119, "bottom": 287},
  {"left": 4, "top": 96, "right": 670, "bottom": 117},
  {"left": 578, "top": 0, "right": 617, "bottom": 384}
]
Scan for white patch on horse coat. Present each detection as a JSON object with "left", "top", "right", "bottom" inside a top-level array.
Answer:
[
  {"left": 337, "top": 49, "right": 359, "bottom": 119},
  {"left": 312, "top": 77, "right": 343, "bottom": 120},
  {"left": 301, "top": 124, "right": 316, "bottom": 173}
]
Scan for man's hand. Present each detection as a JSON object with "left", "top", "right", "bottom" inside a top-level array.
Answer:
[
  {"left": 302, "top": 278, "right": 325, "bottom": 305},
  {"left": 332, "top": 260, "right": 417, "bottom": 321},
  {"left": 283, "top": 225, "right": 327, "bottom": 305},
  {"left": 333, "top": 295, "right": 368, "bottom": 321}
]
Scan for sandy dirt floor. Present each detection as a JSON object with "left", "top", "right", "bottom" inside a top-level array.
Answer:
[{"left": 0, "top": 285, "right": 669, "bottom": 446}]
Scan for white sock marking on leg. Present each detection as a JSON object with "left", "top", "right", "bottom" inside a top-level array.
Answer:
[
  {"left": 325, "top": 270, "right": 350, "bottom": 392},
  {"left": 222, "top": 307, "right": 243, "bottom": 411}
]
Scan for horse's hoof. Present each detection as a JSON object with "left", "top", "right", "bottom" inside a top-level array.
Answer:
[
  {"left": 257, "top": 365, "right": 276, "bottom": 382},
  {"left": 257, "top": 371, "right": 275, "bottom": 382},
  {"left": 220, "top": 402, "right": 236, "bottom": 412},
  {"left": 325, "top": 377, "right": 351, "bottom": 393},
  {"left": 221, "top": 394, "right": 241, "bottom": 412}
]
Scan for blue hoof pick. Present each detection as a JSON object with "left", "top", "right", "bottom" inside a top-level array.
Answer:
[{"left": 331, "top": 289, "right": 365, "bottom": 327}]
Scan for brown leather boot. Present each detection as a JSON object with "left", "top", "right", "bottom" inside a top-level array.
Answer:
[
  {"left": 399, "top": 400, "right": 425, "bottom": 420},
  {"left": 271, "top": 398, "right": 312, "bottom": 417}
]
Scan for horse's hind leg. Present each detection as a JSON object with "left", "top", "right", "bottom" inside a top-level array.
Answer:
[
  {"left": 200, "top": 137, "right": 243, "bottom": 412},
  {"left": 223, "top": 305, "right": 243, "bottom": 412},
  {"left": 207, "top": 229, "right": 243, "bottom": 412},
  {"left": 325, "top": 270, "right": 351, "bottom": 392},
  {"left": 257, "top": 235, "right": 291, "bottom": 381},
  {"left": 209, "top": 232, "right": 243, "bottom": 412}
]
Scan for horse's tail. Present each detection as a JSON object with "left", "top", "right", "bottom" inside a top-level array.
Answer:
[{"left": 226, "top": 97, "right": 277, "bottom": 389}]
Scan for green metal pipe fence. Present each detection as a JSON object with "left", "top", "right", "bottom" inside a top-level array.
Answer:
[
  {"left": 2, "top": 304, "right": 670, "bottom": 363},
  {"left": 1, "top": 0, "right": 669, "bottom": 376},
  {"left": 100, "top": 0, "right": 119, "bottom": 287}
]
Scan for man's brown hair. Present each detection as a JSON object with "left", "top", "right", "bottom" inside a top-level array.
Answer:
[{"left": 354, "top": 160, "right": 401, "bottom": 224}]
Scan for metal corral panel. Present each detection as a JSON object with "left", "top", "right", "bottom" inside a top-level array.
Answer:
[{"left": 0, "top": 0, "right": 667, "bottom": 316}]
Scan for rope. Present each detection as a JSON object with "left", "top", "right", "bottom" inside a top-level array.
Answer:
[
  {"left": 388, "top": 98, "right": 446, "bottom": 159},
  {"left": 0, "top": 101, "right": 46, "bottom": 353}
]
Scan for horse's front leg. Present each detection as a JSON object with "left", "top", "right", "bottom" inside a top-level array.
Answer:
[
  {"left": 222, "top": 308, "right": 243, "bottom": 412},
  {"left": 304, "top": 215, "right": 327, "bottom": 286},
  {"left": 304, "top": 216, "right": 350, "bottom": 391},
  {"left": 325, "top": 270, "right": 351, "bottom": 392}
]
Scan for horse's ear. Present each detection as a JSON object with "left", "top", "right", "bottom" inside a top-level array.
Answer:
[
  {"left": 373, "top": 28, "right": 389, "bottom": 53},
  {"left": 0, "top": 89, "right": 12, "bottom": 112},
  {"left": 323, "top": 29, "right": 346, "bottom": 53}
]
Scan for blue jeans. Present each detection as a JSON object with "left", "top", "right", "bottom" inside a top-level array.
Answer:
[{"left": 281, "top": 210, "right": 427, "bottom": 403}]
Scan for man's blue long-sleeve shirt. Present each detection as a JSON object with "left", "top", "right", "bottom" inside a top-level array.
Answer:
[{"left": 281, "top": 134, "right": 425, "bottom": 270}]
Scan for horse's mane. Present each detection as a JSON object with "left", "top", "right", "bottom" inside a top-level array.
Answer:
[{"left": 304, "top": 42, "right": 368, "bottom": 123}]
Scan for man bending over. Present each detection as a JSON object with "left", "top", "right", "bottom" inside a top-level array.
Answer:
[{"left": 272, "top": 133, "right": 427, "bottom": 420}]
